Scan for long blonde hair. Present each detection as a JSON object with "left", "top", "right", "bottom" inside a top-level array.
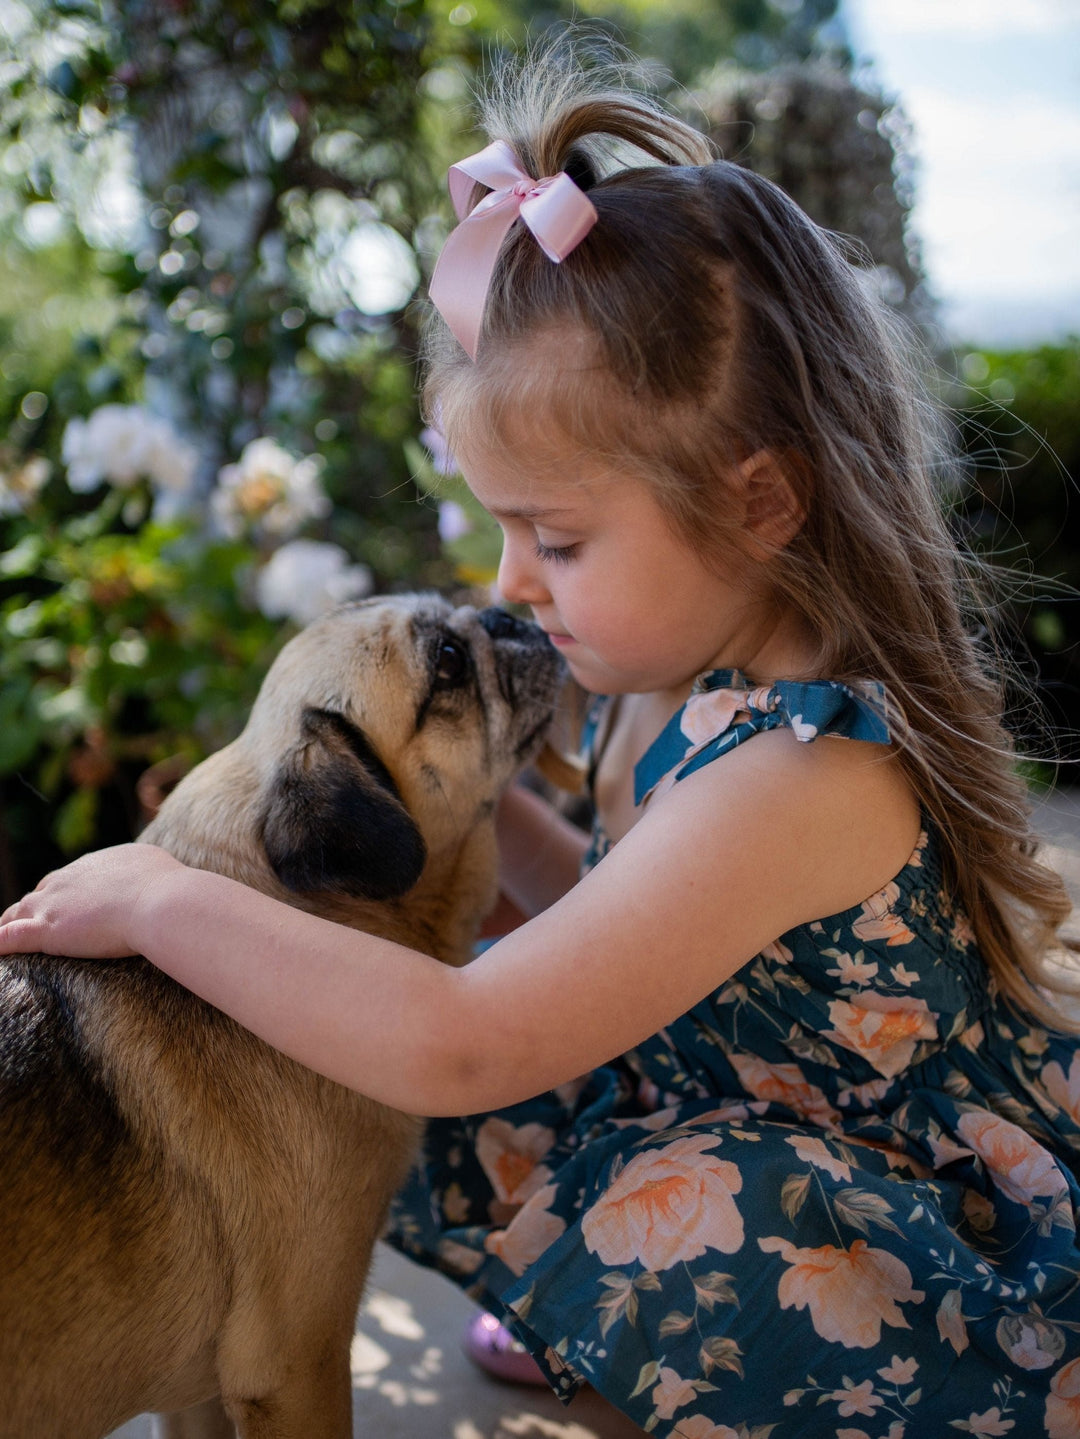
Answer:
[{"left": 424, "top": 40, "right": 1078, "bottom": 1026}]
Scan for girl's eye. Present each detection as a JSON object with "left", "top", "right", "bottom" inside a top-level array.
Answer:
[{"left": 534, "top": 540, "right": 579, "bottom": 565}]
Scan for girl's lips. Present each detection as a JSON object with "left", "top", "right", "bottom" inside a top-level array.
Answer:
[{"left": 545, "top": 632, "right": 574, "bottom": 647}]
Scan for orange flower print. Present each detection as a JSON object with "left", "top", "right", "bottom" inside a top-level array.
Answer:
[
  {"left": 475, "top": 1118, "right": 556, "bottom": 1205},
  {"left": 1042, "top": 1053, "right": 1080, "bottom": 1127},
  {"left": 958, "top": 1410, "right": 1014, "bottom": 1436},
  {"left": 726, "top": 1051, "right": 841, "bottom": 1126},
  {"left": 878, "top": 1355, "right": 918, "bottom": 1384},
  {"left": 831, "top": 1378, "right": 883, "bottom": 1418},
  {"left": 484, "top": 1183, "right": 567, "bottom": 1277},
  {"left": 758, "top": 1235, "right": 924, "bottom": 1348},
  {"left": 670, "top": 1417, "right": 740, "bottom": 1439},
  {"left": 1046, "top": 1355, "right": 1080, "bottom": 1438},
  {"left": 825, "top": 994, "right": 939, "bottom": 1079},
  {"left": 955, "top": 1110, "right": 1068, "bottom": 1206},
  {"left": 582, "top": 1134, "right": 744, "bottom": 1270},
  {"left": 651, "top": 1366, "right": 698, "bottom": 1421},
  {"left": 826, "top": 950, "right": 880, "bottom": 986},
  {"left": 851, "top": 883, "right": 915, "bottom": 947},
  {"left": 785, "top": 1133, "right": 852, "bottom": 1183}
]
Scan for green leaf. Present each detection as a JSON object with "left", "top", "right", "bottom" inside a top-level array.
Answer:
[
  {"left": 629, "top": 1360, "right": 663, "bottom": 1399},
  {"left": 833, "top": 1187, "right": 904, "bottom": 1237},
  {"left": 633, "top": 1270, "right": 663, "bottom": 1291},
  {"left": 700, "top": 1335, "right": 744, "bottom": 1378},
  {"left": 693, "top": 1271, "right": 739, "bottom": 1309},
  {"left": 781, "top": 1172, "right": 811, "bottom": 1225},
  {"left": 54, "top": 785, "right": 98, "bottom": 853}
]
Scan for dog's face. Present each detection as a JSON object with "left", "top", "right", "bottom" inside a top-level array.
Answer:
[{"left": 234, "top": 594, "right": 564, "bottom": 905}]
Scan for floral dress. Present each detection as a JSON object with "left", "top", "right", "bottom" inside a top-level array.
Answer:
[{"left": 386, "top": 669, "right": 1080, "bottom": 1439}]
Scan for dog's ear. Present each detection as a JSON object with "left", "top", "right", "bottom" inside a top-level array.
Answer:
[{"left": 259, "top": 708, "right": 427, "bottom": 900}]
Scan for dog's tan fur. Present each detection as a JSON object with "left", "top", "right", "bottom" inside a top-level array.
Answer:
[{"left": 0, "top": 595, "right": 562, "bottom": 1439}]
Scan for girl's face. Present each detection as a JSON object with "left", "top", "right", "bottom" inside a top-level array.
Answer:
[{"left": 459, "top": 434, "right": 801, "bottom": 698}]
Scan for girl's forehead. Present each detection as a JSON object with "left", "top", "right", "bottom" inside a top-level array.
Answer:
[{"left": 461, "top": 439, "right": 617, "bottom": 517}]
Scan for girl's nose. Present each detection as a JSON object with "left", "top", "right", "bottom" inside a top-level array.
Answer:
[{"left": 496, "top": 536, "right": 549, "bottom": 609}]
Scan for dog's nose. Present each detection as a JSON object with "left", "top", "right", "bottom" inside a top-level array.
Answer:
[{"left": 478, "top": 607, "right": 537, "bottom": 642}]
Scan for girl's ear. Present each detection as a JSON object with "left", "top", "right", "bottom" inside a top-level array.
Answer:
[{"left": 734, "top": 449, "right": 806, "bottom": 559}]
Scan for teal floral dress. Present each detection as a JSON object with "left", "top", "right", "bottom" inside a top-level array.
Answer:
[{"left": 386, "top": 670, "right": 1080, "bottom": 1439}]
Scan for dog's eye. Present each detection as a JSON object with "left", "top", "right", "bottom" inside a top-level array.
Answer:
[{"left": 432, "top": 636, "right": 469, "bottom": 691}]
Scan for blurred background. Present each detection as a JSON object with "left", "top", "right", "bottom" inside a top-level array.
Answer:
[{"left": 0, "top": 0, "right": 1077, "bottom": 902}]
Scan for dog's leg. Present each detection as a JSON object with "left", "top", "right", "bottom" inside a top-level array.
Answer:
[
  {"left": 224, "top": 1349, "right": 354, "bottom": 1439},
  {"left": 151, "top": 1399, "right": 237, "bottom": 1439}
]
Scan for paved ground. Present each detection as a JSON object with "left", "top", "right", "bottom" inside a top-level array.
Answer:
[{"left": 107, "top": 790, "right": 1080, "bottom": 1439}]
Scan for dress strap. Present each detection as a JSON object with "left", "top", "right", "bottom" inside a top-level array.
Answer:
[{"left": 633, "top": 669, "right": 891, "bottom": 806}]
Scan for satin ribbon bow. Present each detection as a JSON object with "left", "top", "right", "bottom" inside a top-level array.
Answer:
[{"left": 428, "top": 139, "right": 598, "bottom": 360}]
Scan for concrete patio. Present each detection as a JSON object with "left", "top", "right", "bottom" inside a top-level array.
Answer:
[{"left": 107, "top": 789, "right": 1080, "bottom": 1439}]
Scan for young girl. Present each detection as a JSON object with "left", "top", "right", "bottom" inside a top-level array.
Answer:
[{"left": 5, "top": 46, "right": 1080, "bottom": 1439}]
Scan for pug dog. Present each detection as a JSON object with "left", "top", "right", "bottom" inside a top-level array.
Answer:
[{"left": 0, "top": 595, "right": 564, "bottom": 1439}]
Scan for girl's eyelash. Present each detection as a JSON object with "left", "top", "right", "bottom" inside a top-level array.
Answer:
[{"left": 534, "top": 540, "right": 579, "bottom": 565}]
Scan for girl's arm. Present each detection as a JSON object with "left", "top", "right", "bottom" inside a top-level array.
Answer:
[
  {"left": 492, "top": 782, "right": 589, "bottom": 918},
  {"left": 0, "top": 727, "right": 918, "bottom": 1117}
]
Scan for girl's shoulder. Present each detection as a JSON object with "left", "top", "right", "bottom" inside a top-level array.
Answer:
[
  {"left": 646, "top": 671, "right": 920, "bottom": 924},
  {"left": 584, "top": 669, "right": 921, "bottom": 927}
]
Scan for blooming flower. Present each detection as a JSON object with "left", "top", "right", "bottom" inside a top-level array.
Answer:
[
  {"left": 582, "top": 1133, "right": 744, "bottom": 1270},
  {"left": 62, "top": 404, "right": 197, "bottom": 496},
  {"left": 475, "top": 1118, "right": 557, "bottom": 1206},
  {"left": 878, "top": 1355, "right": 918, "bottom": 1385},
  {"left": 825, "top": 993, "right": 938, "bottom": 1079},
  {"left": 651, "top": 1366, "right": 698, "bottom": 1421},
  {"left": 956, "top": 1109, "right": 1068, "bottom": 1206},
  {"left": 826, "top": 950, "right": 879, "bottom": 986},
  {"left": 758, "top": 1235, "right": 924, "bottom": 1348},
  {"left": 484, "top": 1184, "right": 566, "bottom": 1277},
  {"left": 784, "top": 1133, "right": 852, "bottom": 1183},
  {"left": 830, "top": 1378, "right": 883, "bottom": 1417},
  {"left": 211, "top": 436, "right": 330, "bottom": 540},
  {"left": 727, "top": 1051, "right": 841, "bottom": 1126},
  {"left": 253, "top": 539, "right": 373, "bottom": 626},
  {"left": 964, "top": 1407, "right": 1014, "bottom": 1436},
  {"left": 1046, "top": 1355, "right": 1080, "bottom": 1438}
]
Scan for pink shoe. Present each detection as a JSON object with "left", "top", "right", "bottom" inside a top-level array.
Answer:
[{"left": 462, "top": 1311, "right": 548, "bottom": 1386}]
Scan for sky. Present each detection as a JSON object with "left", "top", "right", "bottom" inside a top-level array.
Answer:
[{"left": 843, "top": 0, "right": 1080, "bottom": 348}]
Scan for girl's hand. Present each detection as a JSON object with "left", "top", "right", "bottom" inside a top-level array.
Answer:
[{"left": 0, "top": 844, "right": 182, "bottom": 960}]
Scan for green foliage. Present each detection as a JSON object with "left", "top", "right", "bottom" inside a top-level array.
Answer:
[
  {"left": 0, "top": 480, "right": 281, "bottom": 891},
  {"left": 950, "top": 339, "right": 1080, "bottom": 753}
]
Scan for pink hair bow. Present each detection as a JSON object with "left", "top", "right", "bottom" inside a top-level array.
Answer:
[{"left": 428, "top": 139, "right": 598, "bottom": 361}]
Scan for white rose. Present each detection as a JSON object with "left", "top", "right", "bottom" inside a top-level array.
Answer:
[
  {"left": 61, "top": 405, "right": 197, "bottom": 495},
  {"left": 254, "top": 539, "right": 373, "bottom": 626},
  {"left": 212, "top": 437, "right": 330, "bottom": 540}
]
